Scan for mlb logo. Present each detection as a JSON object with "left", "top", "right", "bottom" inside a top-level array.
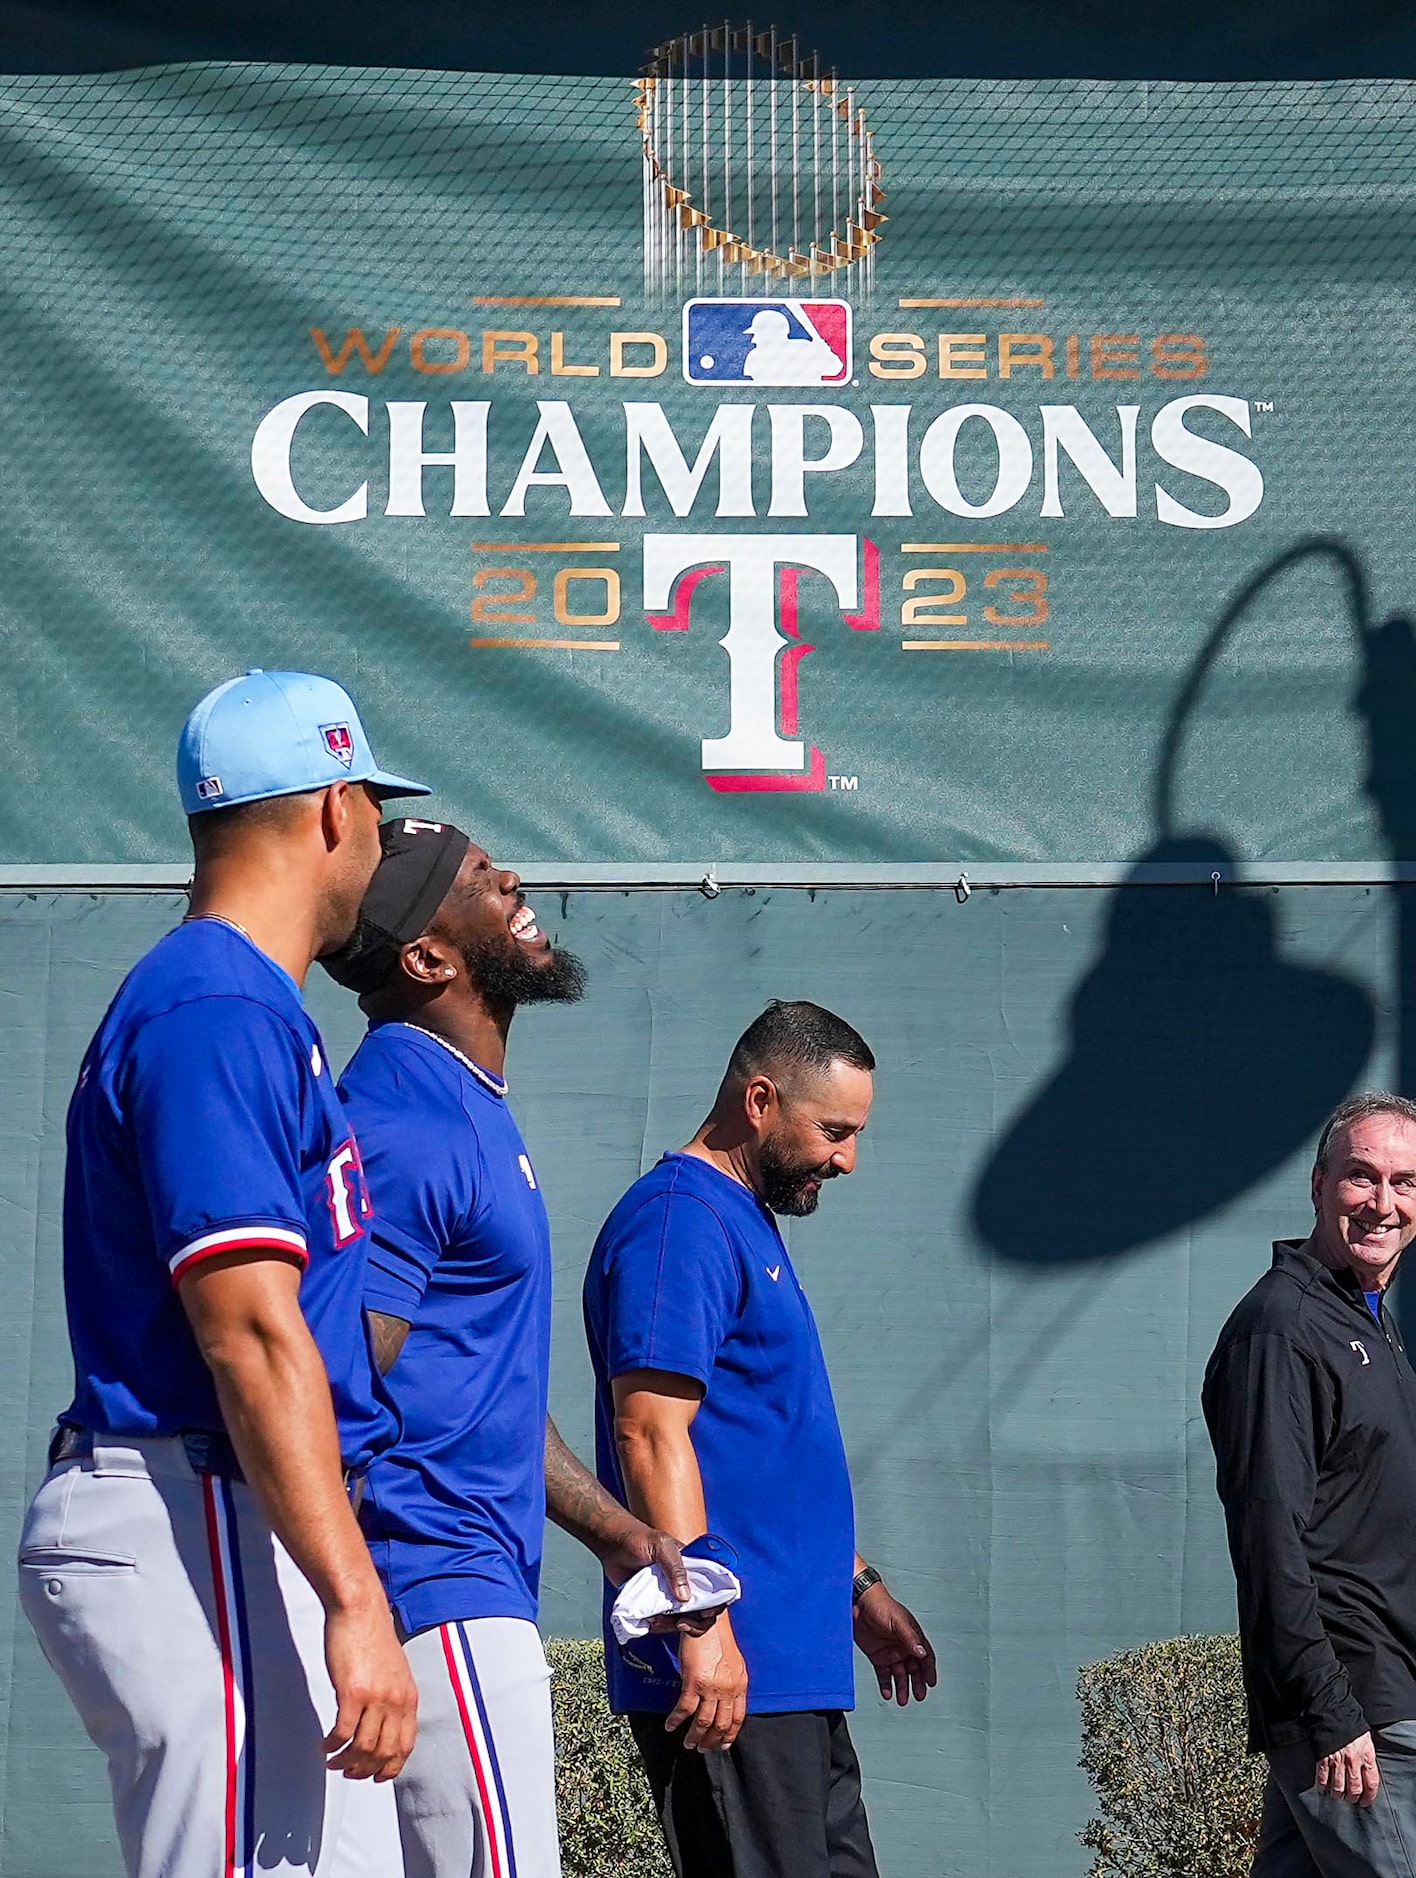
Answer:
[
  {"left": 195, "top": 775, "right": 223, "bottom": 801},
  {"left": 320, "top": 722, "right": 355, "bottom": 768},
  {"left": 683, "top": 299, "right": 851, "bottom": 387}
]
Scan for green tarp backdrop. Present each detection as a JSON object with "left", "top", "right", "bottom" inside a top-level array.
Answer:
[
  {"left": 1, "top": 67, "right": 1413, "bottom": 865},
  {"left": 0, "top": 883, "right": 1396, "bottom": 1878},
  {"left": 3, "top": 55, "right": 1416, "bottom": 1878}
]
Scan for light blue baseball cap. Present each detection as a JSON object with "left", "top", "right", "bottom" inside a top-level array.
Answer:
[{"left": 177, "top": 670, "right": 430, "bottom": 815}]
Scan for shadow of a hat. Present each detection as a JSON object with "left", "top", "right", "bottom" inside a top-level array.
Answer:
[{"left": 971, "top": 837, "right": 1375, "bottom": 1265}]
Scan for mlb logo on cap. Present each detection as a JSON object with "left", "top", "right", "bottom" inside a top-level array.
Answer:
[{"left": 683, "top": 298, "right": 851, "bottom": 387}]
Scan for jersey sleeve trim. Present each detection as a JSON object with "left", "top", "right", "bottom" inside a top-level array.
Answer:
[
  {"left": 169, "top": 1224, "right": 309, "bottom": 1286},
  {"left": 363, "top": 1263, "right": 427, "bottom": 1316}
]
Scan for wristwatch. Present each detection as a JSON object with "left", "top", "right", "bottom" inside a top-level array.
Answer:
[{"left": 852, "top": 1564, "right": 883, "bottom": 1604}]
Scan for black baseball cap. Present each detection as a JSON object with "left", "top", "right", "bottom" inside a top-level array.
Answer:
[{"left": 320, "top": 817, "right": 470, "bottom": 994}]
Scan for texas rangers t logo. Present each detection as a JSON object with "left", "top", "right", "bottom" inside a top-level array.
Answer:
[
  {"left": 326, "top": 1140, "right": 370, "bottom": 1246},
  {"left": 320, "top": 722, "right": 355, "bottom": 767},
  {"left": 683, "top": 298, "right": 851, "bottom": 386}
]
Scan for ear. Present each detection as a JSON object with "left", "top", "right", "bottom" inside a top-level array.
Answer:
[
  {"left": 1311, "top": 1162, "right": 1324, "bottom": 1215},
  {"left": 399, "top": 933, "right": 459, "bottom": 987},
  {"left": 743, "top": 1074, "right": 778, "bottom": 1130},
  {"left": 319, "top": 780, "right": 354, "bottom": 852}
]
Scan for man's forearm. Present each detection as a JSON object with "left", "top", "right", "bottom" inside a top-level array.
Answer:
[
  {"left": 204, "top": 1314, "right": 387, "bottom": 1618},
  {"left": 544, "top": 1416, "right": 640, "bottom": 1561},
  {"left": 1207, "top": 1341, "right": 1365, "bottom": 1753},
  {"left": 1227, "top": 1506, "right": 1367, "bottom": 1752},
  {"left": 614, "top": 1415, "right": 710, "bottom": 1543}
]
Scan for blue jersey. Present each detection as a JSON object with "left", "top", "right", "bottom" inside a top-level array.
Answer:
[
  {"left": 61, "top": 920, "right": 394, "bottom": 1470},
  {"left": 338, "top": 1023, "right": 553, "bottom": 1634},
  {"left": 584, "top": 1152, "right": 857, "bottom": 1715}
]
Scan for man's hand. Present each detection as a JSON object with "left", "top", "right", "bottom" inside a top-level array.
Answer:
[
  {"left": 1316, "top": 1732, "right": 1381, "bottom": 1807},
  {"left": 666, "top": 1612, "right": 748, "bottom": 1751},
  {"left": 598, "top": 1518, "right": 725, "bottom": 1637},
  {"left": 601, "top": 1517, "right": 691, "bottom": 1598},
  {"left": 854, "top": 1582, "right": 937, "bottom": 1706},
  {"left": 322, "top": 1597, "right": 419, "bottom": 1781}
]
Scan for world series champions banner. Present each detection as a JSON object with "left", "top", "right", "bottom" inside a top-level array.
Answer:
[{"left": 1, "top": 61, "right": 1412, "bottom": 867}]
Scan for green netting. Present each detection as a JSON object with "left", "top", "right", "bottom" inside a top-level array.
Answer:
[{"left": 0, "top": 69, "right": 1411, "bottom": 864}]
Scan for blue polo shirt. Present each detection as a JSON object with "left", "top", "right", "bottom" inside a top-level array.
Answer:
[
  {"left": 60, "top": 919, "right": 393, "bottom": 1471},
  {"left": 338, "top": 1022, "right": 552, "bottom": 1635},
  {"left": 583, "top": 1152, "right": 857, "bottom": 1714}
]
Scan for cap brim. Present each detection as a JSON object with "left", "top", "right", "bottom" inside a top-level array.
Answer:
[{"left": 364, "top": 768, "right": 432, "bottom": 800}]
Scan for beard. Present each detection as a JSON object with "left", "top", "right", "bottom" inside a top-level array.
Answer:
[
  {"left": 758, "top": 1132, "right": 837, "bottom": 1217},
  {"left": 457, "top": 933, "right": 587, "bottom": 1010}
]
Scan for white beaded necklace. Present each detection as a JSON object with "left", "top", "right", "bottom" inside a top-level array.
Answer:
[{"left": 396, "top": 1022, "right": 508, "bottom": 1098}]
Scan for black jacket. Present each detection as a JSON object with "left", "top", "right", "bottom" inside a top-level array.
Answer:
[{"left": 1203, "top": 1239, "right": 1416, "bottom": 1756}]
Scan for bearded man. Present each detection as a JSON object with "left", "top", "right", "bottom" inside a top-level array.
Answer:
[
  {"left": 324, "top": 819, "right": 695, "bottom": 1878},
  {"left": 582, "top": 999, "right": 936, "bottom": 1878}
]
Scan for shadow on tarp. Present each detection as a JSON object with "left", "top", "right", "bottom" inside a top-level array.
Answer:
[{"left": 973, "top": 539, "right": 1403, "bottom": 1267}]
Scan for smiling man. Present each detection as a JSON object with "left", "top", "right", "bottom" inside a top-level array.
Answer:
[
  {"left": 583, "top": 999, "right": 936, "bottom": 1878},
  {"left": 1204, "top": 1091, "right": 1416, "bottom": 1878},
  {"left": 323, "top": 819, "right": 695, "bottom": 1878}
]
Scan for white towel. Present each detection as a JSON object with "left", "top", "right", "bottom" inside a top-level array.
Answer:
[{"left": 609, "top": 1557, "right": 742, "bottom": 1644}]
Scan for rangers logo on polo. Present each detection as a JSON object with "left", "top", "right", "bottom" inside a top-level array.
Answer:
[
  {"left": 320, "top": 721, "right": 355, "bottom": 767},
  {"left": 683, "top": 299, "right": 851, "bottom": 386}
]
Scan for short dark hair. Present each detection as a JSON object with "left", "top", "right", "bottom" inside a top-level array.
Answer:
[
  {"left": 1315, "top": 1091, "right": 1416, "bottom": 1170},
  {"left": 187, "top": 788, "right": 322, "bottom": 862},
  {"left": 726, "top": 1000, "right": 875, "bottom": 1088}
]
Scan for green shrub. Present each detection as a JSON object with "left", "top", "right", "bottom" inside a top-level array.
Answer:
[
  {"left": 549, "top": 1637, "right": 673, "bottom": 1878},
  {"left": 1077, "top": 1634, "right": 1265, "bottom": 1878}
]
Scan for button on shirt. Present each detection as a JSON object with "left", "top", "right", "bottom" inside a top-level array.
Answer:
[
  {"left": 339, "top": 1023, "right": 552, "bottom": 1635},
  {"left": 583, "top": 1152, "right": 857, "bottom": 1715},
  {"left": 61, "top": 921, "right": 393, "bottom": 1469},
  {"left": 1203, "top": 1239, "right": 1416, "bottom": 1756}
]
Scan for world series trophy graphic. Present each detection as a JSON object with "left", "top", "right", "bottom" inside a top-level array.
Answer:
[{"left": 636, "top": 24, "right": 886, "bottom": 302}]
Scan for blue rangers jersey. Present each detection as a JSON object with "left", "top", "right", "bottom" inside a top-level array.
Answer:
[
  {"left": 60, "top": 919, "right": 394, "bottom": 1470},
  {"left": 339, "top": 1022, "right": 553, "bottom": 1634}
]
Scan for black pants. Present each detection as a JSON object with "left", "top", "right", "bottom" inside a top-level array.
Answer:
[{"left": 629, "top": 1709, "right": 880, "bottom": 1878}]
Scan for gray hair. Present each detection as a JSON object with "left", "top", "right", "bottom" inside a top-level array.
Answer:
[{"left": 1314, "top": 1091, "right": 1416, "bottom": 1171}]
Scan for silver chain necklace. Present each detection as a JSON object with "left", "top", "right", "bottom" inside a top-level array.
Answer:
[
  {"left": 182, "top": 912, "right": 254, "bottom": 944},
  {"left": 396, "top": 1022, "right": 508, "bottom": 1098}
]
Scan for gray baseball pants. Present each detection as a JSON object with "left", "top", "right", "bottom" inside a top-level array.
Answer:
[
  {"left": 17, "top": 1436, "right": 402, "bottom": 1878},
  {"left": 1255, "top": 1721, "right": 1416, "bottom": 1876},
  {"left": 394, "top": 1617, "right": 560, "bottom": 1878}
]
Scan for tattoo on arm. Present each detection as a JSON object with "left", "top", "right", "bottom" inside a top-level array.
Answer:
[
  {"left": 545, "top": 1416, "right": 633, "bottom": 1557},
  {"left": 367, "top": 1310, "right": 411, "bottom": 1376}
]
